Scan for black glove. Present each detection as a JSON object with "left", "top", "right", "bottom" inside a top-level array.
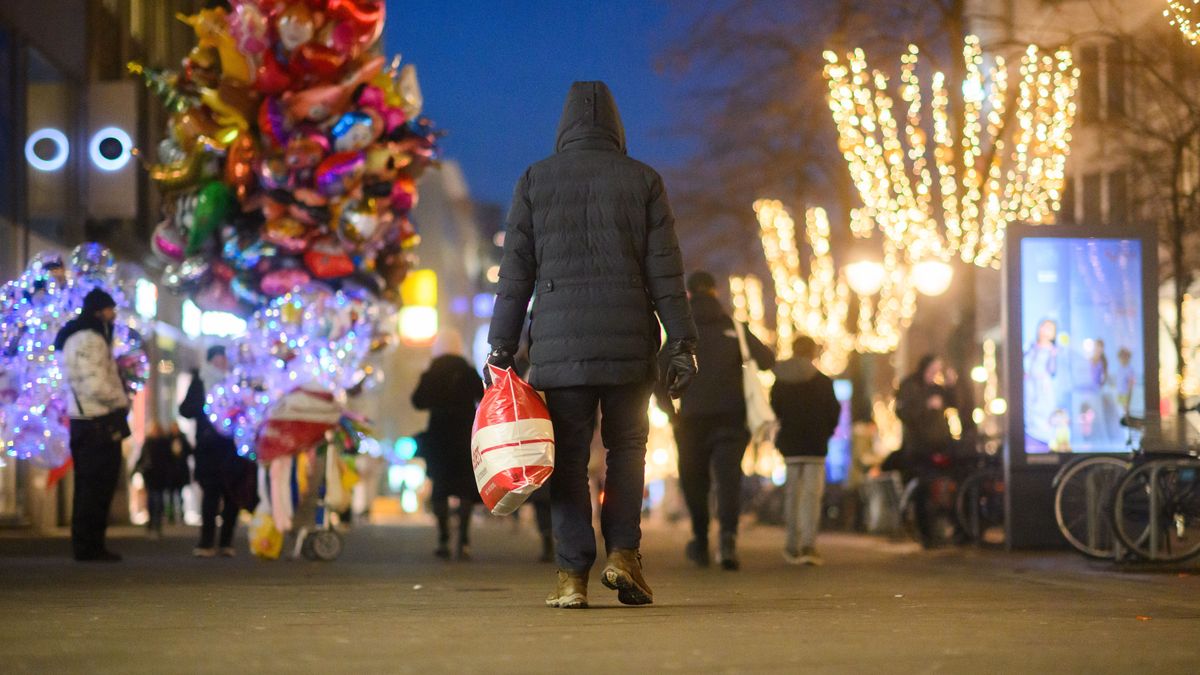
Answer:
[
  {"left": 483, "top": 346, "right": 515, "bottom": 387},
  {"left": 662, "top": 339, "right": 698, "bottom": 399}
]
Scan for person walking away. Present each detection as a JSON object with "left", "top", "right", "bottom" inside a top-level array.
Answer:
[
  {"left": 55, "top": 288, "right": 131, "bottom": 562},
  {"left": 487, "top": 81, "right": 698, "bottom": 608},
  {"left": 179, "top": 345, "right": 241, "bottom": 557},
  {"left": 164, "top": 422, "right": 193, "bottom": 524},
  {"left": 411, "top": 330, "right": 484, "bottom": 561},
  {"left": 893, "top": 354, "right": 958, "bottom": 544},
  {"left": 135, "top": 424, "right": 180, "bottom": 538},
  {"left": 770, "top": 337, "right": 841, "bottom": 565},
  {"left": 661, "top": 271, "right": 774, "bottom": 570}
]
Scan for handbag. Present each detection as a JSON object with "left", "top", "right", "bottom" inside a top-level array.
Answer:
[{"left": 733, "top": 321, "right": 776, "bottom": 438}]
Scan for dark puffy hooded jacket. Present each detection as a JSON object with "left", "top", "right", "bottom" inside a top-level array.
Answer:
[
  {"left": 488, "top": 81, "right": 697, "bottom": 389},
  {"left": 770, "top": 357, "right": 841, "bottom": 458}
]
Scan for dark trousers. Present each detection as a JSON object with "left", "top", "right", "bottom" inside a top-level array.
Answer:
[
  {"left": 430, "top": 485, "right": 474, "bottom": 547},
  {"left": 146, "top": 489, "right": 166, "bottom": 533},
  {"left": 544, "top": 381, "right": 652, "bottom": 573},
  {"left": 198, "top": 480, "right": 239, "bottom": 549},
  {"left": 69, "top": 425, "right": 123, "bottom": 558},
  {"left": 675, "top": 415, "right": 749, "bottom": 542}
]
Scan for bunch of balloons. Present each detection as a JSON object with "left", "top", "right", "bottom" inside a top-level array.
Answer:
[
  {"left": 134, "top": 0, "right": 436, "bottom": 313},
  {"left": 205, "top": 284, "right": 384, "bottom": 458},
  {"left": 0, "top": 245, "right": 149, "bottom": 467}
]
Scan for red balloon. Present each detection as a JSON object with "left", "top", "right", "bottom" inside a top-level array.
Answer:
[
  {"left": 304, "top": 238, "right": 355, "bottom": 279},
  {"left": 296, "top": 43, "right": 347, "bottom": 79},
  {"left": 254, "top": 49, "right": 294, "bottom": 95}
]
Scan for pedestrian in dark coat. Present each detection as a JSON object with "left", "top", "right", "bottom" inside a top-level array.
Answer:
[
  {"left": 486, "top": 81, "right": 698, "bottom": 609},
  {"left": 411, "top": 331, "right": 484, "bottom": 560},
  {"left": 659, "top": 271, "right": 774, "bottom": 571},
  {"left": 770, "top": 336, "right": 841, "bottom": 566},
  {"left": 179, "top": 345, "right": 241, "bottom": 558},
  {"left": 55, "top": 288, "right": 130, "bottom": 562},
  {"left": 135, "top": 423, "right": 191, "bottom": 537},
  {"left": 891, "top": 354, "right": 959, "bottom": 546}
]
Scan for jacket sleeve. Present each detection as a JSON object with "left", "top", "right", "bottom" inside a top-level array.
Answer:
[
  {"left": 488, "top": 170, "right": 537, "bottom": 351},
  {"left": 643, "top": 174, "right": 697, "bottom": 343},
  {"left": 894, "top": 379, "right": 922, "bottom": 427},
  {"left": 66, "top": 332, "right": 129, "bottom": 413},
  {"left": 823, "top": 377, "right": 842, "bottom": 438},
  {"left": 743, "top": 323, "right": 776, "bottom": 370},
  {"left": 179, "top": 371, "right": 205, "bottom": 420}
]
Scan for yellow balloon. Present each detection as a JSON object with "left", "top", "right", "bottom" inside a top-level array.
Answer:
[{"left": 177, "top": 9, "right": 252, "bottom": 84}]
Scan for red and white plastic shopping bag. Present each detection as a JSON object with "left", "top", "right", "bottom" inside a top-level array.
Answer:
[{"left": 471, "top": 365, "right": 555, "bottom": 515}]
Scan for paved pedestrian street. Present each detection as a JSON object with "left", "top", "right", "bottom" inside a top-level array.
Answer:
[{"left": 2, "top": 518, "right": 1198, "bottom": 674}]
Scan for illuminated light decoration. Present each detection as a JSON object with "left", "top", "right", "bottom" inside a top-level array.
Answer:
[
  {"left": 472, "top": 293, "right": 495, "bottom": 319},
  {"left": 398, "top": 306, "right": 438, "bottom": 345},
  {"left": 0, "top": 245, "right": 148, "bottom": 466},
  {"left": 755, "top": 200, "right": 851, "bottom": 373},
  {"left": 400, "top": 269, "right": 438, "bottom": 307},
  {"left": 728, "top": 275, "right": 770, "bottom": 343},
  {"left": 755, "top": 200, "right": 917, "bottom": 371},
  {"left": 1166, "top": 1, "right": 1200, "bottom": 45},
  {"left": 88, "top": 126, "right": 134, "bottom": 172},
  {"left": 988, "top": 397, "right": 1008, "bottom": 416},
  {"left": 844, "top": 260, "right": 886, "bottom": 297},
  {"left": 24, "top": 128, "right": 70, "bottom": 172},
  {"left": 970, "top": 365, "right": 988, "bottom": 383},
  {"left": 485, "top": 265, "right": 501, "bottom": 284},
  {"left": 823, "top": 37, "right": 1080, "bottom": 269},
  {"left": 911, "top": 259, "right": 954, "bottom": 297},
  {"left": 134, "top": 278, "right": 158, "bottom": 319}
]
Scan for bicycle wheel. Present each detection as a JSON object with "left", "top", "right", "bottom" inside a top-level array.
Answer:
[
  {"left": 1053, "top": 456, "right": 1127, "bottom": 558},
  {"left": 1113, "top": 458, "right": 1200, "bottom": 563},
  {"left": 956, "top": 468, "right": 1005, "bottom": 546}
]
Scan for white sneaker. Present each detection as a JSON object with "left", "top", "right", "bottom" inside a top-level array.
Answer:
[
  {"left": 783, "top": 550, "right": 803, "bottom": 565},
  {"left": 192, "top": 547, "right": 217, "bottom": 558}
]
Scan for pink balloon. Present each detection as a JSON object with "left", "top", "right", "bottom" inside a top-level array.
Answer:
[{"left": 261, "top": 268, "right": 312, "bottom": 297}]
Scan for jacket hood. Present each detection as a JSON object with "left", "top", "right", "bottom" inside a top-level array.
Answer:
[
  {"left": 774, "top": 356, "right": 819, "bottom": 383},
  {"left": 54, "top": 314, "right": 112, "bottom": 351},
  {"left": 555, "top": 81, "right": 626, "bottom": 154}
]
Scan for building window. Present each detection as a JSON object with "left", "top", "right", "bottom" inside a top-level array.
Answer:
[
  {"left": 1105, "top": 43, "right": 1125, "bottom": 120},
  {"left": 1059, "top": 175, "right": 1076, "bottom": 224},
  {"left": 1107, "top": 171, "right": 1127, "bottom": 226},
  {"left": 1079, "top": 45, "right": 1100, "bottom": 125},
  {"left": 1082, "top": 173, "right": 1102, "bottom": 225}
]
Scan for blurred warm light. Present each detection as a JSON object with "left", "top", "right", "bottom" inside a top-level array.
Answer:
[
  {"left": 912, "top": 260, "right": 954, "bottom": 296},
  {"left": 398, "top": 306, "right": 438, "bottom": 346},
  {"left": 400, "top": 269, "right": 438, "bottom": 307},
  {"left": 1166, "top": 1, "right": 1200, "bottom": 45},
  {"left": 845, "top": 260, "right": 886, "bottom": 296},
  {"left": 970, "top": 365, "right": 988, "bottom": 383},
  {"left": 988, "top": 398, "right": 1008, "bottom": 415},
  {"left": 485, "top": 265, "right": 500, "bottom": 284}
]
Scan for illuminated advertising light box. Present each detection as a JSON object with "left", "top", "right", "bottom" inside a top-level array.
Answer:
[{"left": 1003, "top": 225, "right": 1158, "bottom": 547}]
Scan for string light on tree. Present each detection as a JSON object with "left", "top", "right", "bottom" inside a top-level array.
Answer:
[
  {"left": 753, "top": 200, "right": 916, "bottom": 372},
  {"left": 822, "top": 36, "right": 1080, "bottom": 269},
  {"left": 1166, "top": 1, "right": 1200, "bottom": 45}
]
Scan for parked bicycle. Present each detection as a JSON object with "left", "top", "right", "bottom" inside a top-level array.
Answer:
[
  {"left": 1110, "top": 403, "right": 1200, "bottom": 563},
  {"left": 1053, "top": 402, "right": 1200, "bottom": 562}
]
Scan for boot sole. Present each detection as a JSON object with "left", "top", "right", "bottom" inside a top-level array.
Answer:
[
  {"left": 545, "top": 593, "right": 588, "bottom": 609},
  {"left": 601, "top": 567, "right": 653, "bottom": 606}
]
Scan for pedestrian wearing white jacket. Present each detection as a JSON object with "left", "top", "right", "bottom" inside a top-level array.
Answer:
[{"left": 54, "top": 288, "right": 130, "bottom": 562}]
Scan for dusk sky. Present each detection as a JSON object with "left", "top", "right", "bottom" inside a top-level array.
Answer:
[{"left": 385, "top": 1, "right": 695, "bottom": 210}]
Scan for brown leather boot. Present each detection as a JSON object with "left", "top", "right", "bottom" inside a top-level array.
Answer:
[
  {"left": 601, "top": 548, "right": 653, "bottom": 605},
  {"left": 545, "top": 569, "right": 588, "bottom": 609}
]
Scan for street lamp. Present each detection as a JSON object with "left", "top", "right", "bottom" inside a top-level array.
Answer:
[
  {"left": 844, "top": 260, "right": 886, "bottom": 296},
  {"left": 912, "top": 260, "right": 954, "bottom": 297}
]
